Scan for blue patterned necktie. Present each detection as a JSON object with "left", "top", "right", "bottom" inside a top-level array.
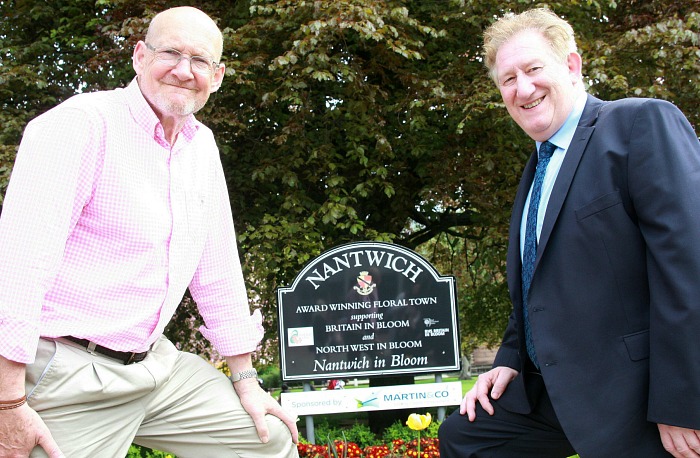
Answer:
[{"left": 522, "top": 140, "right": 556, "bottom": 368}]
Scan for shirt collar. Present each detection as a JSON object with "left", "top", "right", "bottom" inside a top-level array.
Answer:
[
  {"left": 536, "top": 90, "right": 587, "bottom": 153},
  {"left": 124, "top": 78, "right": 200, "bottom": 145}
]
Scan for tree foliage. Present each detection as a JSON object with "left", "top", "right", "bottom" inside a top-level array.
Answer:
[{"left": 1, "top": 0, "right": 698, "bottom": 362}]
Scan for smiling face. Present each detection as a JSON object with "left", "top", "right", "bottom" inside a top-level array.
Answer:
[
  {"left": 132, "top": 7, "right": 224, "bottom": 130},
  {"left": 494, "top": 29, "right": 583, "bottom": 142}
]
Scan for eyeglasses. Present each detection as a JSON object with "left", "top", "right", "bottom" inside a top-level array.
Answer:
[{"left": 145, "top": 43, "right": 219, "bottom": 75}]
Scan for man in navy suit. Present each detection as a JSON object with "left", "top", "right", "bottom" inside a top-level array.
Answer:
[{"left": 439, "top": 8, "right": 700, "bottom": 457}]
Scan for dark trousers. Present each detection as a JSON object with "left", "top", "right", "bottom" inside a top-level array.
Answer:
[{"left": 438, "top": 373, "right": 577, "bottom": 458}]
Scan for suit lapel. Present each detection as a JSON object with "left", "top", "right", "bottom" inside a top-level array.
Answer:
[{"left": 536, "top": 95, "right": 604, "bottom": 266}]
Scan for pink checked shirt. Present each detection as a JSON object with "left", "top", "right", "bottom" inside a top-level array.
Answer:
[{"left": 0, "top": 80, "right": 263, "bottom": 363}]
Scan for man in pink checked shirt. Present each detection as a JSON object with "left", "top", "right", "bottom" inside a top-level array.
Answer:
[{"left": 0, "top": 6, "right": 298, "bottom": 458}]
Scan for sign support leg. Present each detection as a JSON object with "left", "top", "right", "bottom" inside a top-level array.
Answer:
[
  {"left": 435, "top": 374, "right": 446, "bottom": 422},
  {"left": 303, "top": 382, "right": 315, "bottom": 443}
]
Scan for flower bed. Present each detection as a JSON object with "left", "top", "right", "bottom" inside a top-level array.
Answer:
[
  {"left": 297, "top": 438, "right": 440, "bottom": 458},
  {"left": 298, "top": 412, "right": 440, "bottom": 457}
]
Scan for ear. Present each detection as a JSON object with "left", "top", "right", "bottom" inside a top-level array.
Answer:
[
  {"left": 210, "top": 63, "right": 226, "bottom": 92},
  {"left": 132, "top": 41, "right": 149, "bottom": 75},
  {"left": 567, "top": 52, "right": 583, "bottom": 83}
]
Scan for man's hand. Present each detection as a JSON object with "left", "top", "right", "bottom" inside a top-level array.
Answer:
[
  {"left": 1, "top": 355, "right": 63, "bottom": 457},
  {"left": 659, "top": 424, "right": 700, "bottom": 457},
  {"left": 460, "top": 366, "right": 518, "bottom": 421},
  {"left": 233, "top": 379, "right": 299, "bottom": 444},
  {"left": 0, "top": 404, "right": 64, "bottom": 458}
]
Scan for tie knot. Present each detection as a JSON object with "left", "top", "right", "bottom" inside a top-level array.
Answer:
[{"left": 538, "top": 141, "right": 556, "bottom": 160}]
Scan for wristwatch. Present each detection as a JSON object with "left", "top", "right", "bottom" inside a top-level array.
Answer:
[{"left": 230, "top": 368, "right": 258, "bottom": 383}]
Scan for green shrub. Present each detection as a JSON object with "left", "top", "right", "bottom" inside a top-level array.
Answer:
[
  {"left": 381, "top": 419, "right": 416, "bottom": 445},
  {"left": 258, "top": 365, "right": 281, "bottom": 390},
  {"left": 126, "top": 445, "right": 174, "bottom": 458},
  {"left": 313, "top": 419, "right": 344, "bottom": 444},
  {"left": 425, "top": 418, "right": 441, "bottom": 438},
  {"left": 341, "top": 422, "right": 378, "bottom": 449},
  {"left": 380, "top": 417, "right": 441, "bottom": 446},
  {"left": 308, "top": 419, "right": 379, "bottom": 448}
]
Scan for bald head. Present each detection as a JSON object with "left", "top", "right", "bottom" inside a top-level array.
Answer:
[{"left": 146, "top": 6, "right": 223, "bottom": 61}]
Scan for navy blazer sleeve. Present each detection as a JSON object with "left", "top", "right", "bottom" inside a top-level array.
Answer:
[{"left": 625, "top": 99, "right": 700, "bottom": 428}]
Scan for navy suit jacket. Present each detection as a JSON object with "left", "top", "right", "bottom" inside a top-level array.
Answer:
[{"left": 493, "top": 94, "right": 700, "bottom": 457}]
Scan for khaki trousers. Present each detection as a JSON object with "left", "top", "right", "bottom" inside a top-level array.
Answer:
[{"left": 26, "top": 336, "right": 298, "bottom": 458}]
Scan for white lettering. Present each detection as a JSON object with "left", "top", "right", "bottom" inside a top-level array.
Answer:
[{"left": 390, "top": 354, "right": 429, "bottom": 367}]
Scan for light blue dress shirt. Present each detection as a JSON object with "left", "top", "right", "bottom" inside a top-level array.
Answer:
[{"left": 520, "top": 92, "right": 588, "bottom": 259}]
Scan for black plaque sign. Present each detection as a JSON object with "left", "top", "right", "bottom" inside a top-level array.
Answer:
[{"left": 278, "top": 241, "right": 460, "bottom": 381}]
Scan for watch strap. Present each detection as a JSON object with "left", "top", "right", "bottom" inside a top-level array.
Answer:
[{"left": 230, "top": 368, "right": 258, "bottom": 383}]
